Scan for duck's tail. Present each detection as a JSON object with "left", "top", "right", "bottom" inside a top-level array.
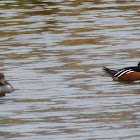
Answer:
[{"left": 102, "top": 67, "right": 117, "bottom": 77}]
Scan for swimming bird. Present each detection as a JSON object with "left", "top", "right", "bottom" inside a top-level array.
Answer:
[
  {"left": 103, "top": 62, "right": 140, "bottom": 81},
  {"left": 0, "top": 73, "right": 14, "bottom": 96}
]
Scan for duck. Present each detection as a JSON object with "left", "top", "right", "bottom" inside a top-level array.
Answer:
[
  {"left": 0, "top": 72, "right": 14, "bottom": 96},
  {"left": 103, "top": 62, "right": 140, "bottom": 81}
]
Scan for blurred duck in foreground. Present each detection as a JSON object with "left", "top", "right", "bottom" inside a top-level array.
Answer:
[
  {"left": 103, "top": 62, "right": 140, "bottom": 81},
  {"left": 0, "top": 73, "right": 14, "bottom": 96}
]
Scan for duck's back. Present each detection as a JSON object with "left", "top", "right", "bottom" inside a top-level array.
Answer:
[{"left": 124, "top": 66, "right": 140, "bottom": 72}]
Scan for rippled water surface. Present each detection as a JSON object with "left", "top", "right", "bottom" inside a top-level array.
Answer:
[{"left": 0, "top": 0, "right": 140, "bottom": 139}]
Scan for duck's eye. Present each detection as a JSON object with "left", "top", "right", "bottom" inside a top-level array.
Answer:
[{"left": 0, "top": 78, "right": 5, "bottom": 85}]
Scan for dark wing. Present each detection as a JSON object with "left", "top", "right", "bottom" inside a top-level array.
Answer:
[
  {"left": 114, "top": 68, "right": 134, "bottom": 78},
  {"left": 124, "top": 66, "right": 140, "bottom": 72}
]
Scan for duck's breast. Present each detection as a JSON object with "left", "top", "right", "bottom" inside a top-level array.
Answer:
[{"left": 0, "top": 81, "right": 14, "bottom": 93}]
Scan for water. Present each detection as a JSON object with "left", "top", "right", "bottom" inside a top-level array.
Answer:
[{"left": 0, "top": 0, "right": 140, "bottom": 139}]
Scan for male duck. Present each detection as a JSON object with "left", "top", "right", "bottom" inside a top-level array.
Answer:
[
  {"left": 103, "top": 62, "right": 140, "bottom": 81},
  {"left": 0, "top": 73, "right": 14, "bottom": 96}
]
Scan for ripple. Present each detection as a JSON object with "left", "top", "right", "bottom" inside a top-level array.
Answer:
[{"left": 0, "top": 0, "right": 140, "bottom": 139}]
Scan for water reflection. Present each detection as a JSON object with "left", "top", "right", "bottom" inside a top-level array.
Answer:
[{"left": 0, "top": 0, "right": 140, "bottom": 139}]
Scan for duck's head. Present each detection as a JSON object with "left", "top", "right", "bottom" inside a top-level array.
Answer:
[
  {"left": 138, "top": 62, "right": 140, "bottom": 67},
  {"left": 0, "top": 73, "right": 5, "bottom": 85}
]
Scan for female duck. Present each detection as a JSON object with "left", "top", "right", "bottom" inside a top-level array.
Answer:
[{"left": 0, "top": 73, "right": 14, "bottom": 95}]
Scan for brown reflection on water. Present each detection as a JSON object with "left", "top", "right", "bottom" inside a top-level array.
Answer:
[
  {"left": 59, "top": 36, "right": 110, "bottom": 46},
  {"left": 0, "top": 131, "right": 23, "bottom": 138}
]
